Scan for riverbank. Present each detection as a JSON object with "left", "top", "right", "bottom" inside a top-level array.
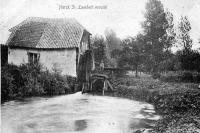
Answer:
[
  {"left": 112, "top": 75, "right": 200, "bottom": 133},
  {"left": 1, "top": 64, "right": 78, "bottom": 103}
]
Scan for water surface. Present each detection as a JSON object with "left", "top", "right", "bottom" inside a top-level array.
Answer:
[{"left": 1, "top": 92, "right": 160, "bottom": 133}]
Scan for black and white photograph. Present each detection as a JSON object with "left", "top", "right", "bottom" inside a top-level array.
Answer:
[{"left": 1, "top": 0, "right": 200, "bottom": 132}]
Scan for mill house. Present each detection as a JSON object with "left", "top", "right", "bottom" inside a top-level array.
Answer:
[{"left": 6, "top": 17, "right": 91, "bottom": 77}]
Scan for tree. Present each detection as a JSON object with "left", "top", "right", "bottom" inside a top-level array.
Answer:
[
  {"left": 162, "top": 10, "right": 176, "bottom": 51},
  {"left": 104, "top": 28, "right": 122, "bottom": 67},
  {"left": 119, "top": 36, "right": 144, "bottom": 77},
  {"left": 142, "top": 0, "right": 168, "bottom": 52},
  {"left": 177, "top": 16, "right": 193, "bottom": 51},
  {"left": 142, "top": 0, "right": 171, "bottom": 72},
  {"left": 176, "top": 16, "right": 197, "bottom": 71},
  {"left": 91, "top": 35, "right": 107, "bottom": 65}
]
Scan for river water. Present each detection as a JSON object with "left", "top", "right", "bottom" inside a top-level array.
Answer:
[{"left": 1, "top": 92, "right": 160, "bottom": 133}]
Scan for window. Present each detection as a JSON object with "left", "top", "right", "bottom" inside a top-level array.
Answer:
[{"left": 28, "top": 52, "right": 39, "bottom": 64}]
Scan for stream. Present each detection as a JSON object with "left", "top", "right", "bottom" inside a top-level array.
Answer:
[{"left": 1, "top": 92, "right": 160, "bottom": 133}]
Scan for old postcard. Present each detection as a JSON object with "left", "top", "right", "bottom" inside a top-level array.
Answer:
[{"left": 1, "top": 0, "right": 200, "bottom": 133}]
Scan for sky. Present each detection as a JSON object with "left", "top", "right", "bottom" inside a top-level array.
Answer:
[{"left": 0, "top": 0, "right": 200, "bottom": 49}]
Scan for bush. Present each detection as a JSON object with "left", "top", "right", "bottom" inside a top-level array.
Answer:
[
  {"left": 180, "top": 71, "right": 193, "bottom": 82},
  {"left": 1, "top": 63, "right": 77, "bottom": 102},
  {"left": 19, "top": 64, "right": 44, "bottom": 97},
  {"left": 1, "top": 66, "right": 15, "bottom": 102},
  {"left": 152, "top": 90, "right": 200, "bottom": 114},
  {"left": 160, "top": 71, "right": 200, "bottom": 83},
  {"left": 112, "top": 75, "right": 200, "bottom": 133},
  {"left": 40, "top": 72, "right": 73, "bottom": 95}
]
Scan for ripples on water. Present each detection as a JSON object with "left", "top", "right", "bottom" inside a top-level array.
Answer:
[{"left": 1, "top": 92, "right": 160, "bottom": 133}]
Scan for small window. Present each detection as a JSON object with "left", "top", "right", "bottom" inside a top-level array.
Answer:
[{"left": 28, "top": 52, "right": 39, "bottom": 64}]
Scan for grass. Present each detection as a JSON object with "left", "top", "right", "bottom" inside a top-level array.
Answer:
[{"left": 111, "top": 74, "right": 200, "bottom": 133}]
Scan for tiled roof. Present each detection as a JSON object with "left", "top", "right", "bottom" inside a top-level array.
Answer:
[{"left": 7, "top": 17, "right": 90, "bottom": 49}]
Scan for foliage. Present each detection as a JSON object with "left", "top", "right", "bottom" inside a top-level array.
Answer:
[
  {"left": 112, "top": 75, "right": 200, "bottom": 132},
  {"left": 142, "top": 0, "right": 168, "bottom": 66},
  {"left": 1, "top": 64, "right": 16, "bottom": 102},
  {"left": 1, "top": 63, "right": 77, "bottom": 103},
  {"left": 1, "top": 45, "right": 8, "bottom": 67},
  {"left": 153, "top": 90, "right": 200, "bottom": 113},
  {"left": 90, "top": 0, "right": 200, "bottom": 75},
  {"left": 177, "top": 16, "right": 193, "bottom": 51},
  {"left": 163, "top": 10, "right": 176, "bottom": 50},
  {"left": 108, "top": 0, "right": 178, "bottom": 74},
  {"left": 91, "top": 35, "right": 108, "bottom": 66},
  {"left": 117, "top": 36, "right": 145, "bottom": 76},
  {"left": 160, "top": 71, "right": 200, "bottom": 83},
  {"left": 91, "top": 33, "right": 122, "bottom": 68},
  {"left": 141, "top": 0, "right": 177, "bottom": 73},
  {"left": 177, "top": 49, "right": 200, "bottom": 72}
]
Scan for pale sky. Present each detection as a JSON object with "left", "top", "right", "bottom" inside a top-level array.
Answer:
[{"left": 0, "top": 0, "right": 200, "bottom": 49}]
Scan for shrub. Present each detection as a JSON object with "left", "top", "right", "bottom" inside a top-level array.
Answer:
[
  {"left": 1, "top": 63, "right": 77, "bottom": 102},
  {"left": 1, "top": 66, "right": 15, "bottom": 102},
  {"left": 19, "top": 64, "right": 44, "bottom": 97},
  {"left": 181, "top": 71, "right": 193, "bottom": 82},
  {"left": 39, "top": 72, "right": 74, "bottom": 95},
  {"left": 152, "top": 90, "right": 200, "bottom": 114},
  {"left": 65, "top": 76, "right": 77, "bottom": 92},
  {"left": 160, "top": 71, "right": 200, "bottom": 83}
]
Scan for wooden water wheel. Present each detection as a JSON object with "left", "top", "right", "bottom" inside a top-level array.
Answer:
[{"left": 82, "top": 73, "right": 114, "bottom": 95}]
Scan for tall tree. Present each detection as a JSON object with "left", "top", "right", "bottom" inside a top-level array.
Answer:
[
  {"left": 163, "top": 10, "right": 176, "bottom": 51},
  {"left": 176, "top": 16, "right": 198, "bottom": 71},
  {"left": 142, "top": 0, "right": 168, "bottom": 52},
  {"left": 177, "top": 16, "right": 193, "bottom": 51},
  {"left": 142, "top": 0, "right": 174, "bottom": 72}
]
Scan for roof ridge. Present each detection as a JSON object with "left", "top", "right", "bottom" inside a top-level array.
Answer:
[{"left": 9, "top": 17, "right": 83, "bottom": 31}]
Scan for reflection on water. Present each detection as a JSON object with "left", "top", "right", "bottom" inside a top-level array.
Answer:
[{"left": 1, "top": 92, "right": 160, "bottom": 133}]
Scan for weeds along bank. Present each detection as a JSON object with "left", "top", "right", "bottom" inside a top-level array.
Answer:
[
  {"left": 1, "top": 63, "right": 78, "bottom": 103},
  {"left": 152, "top": 71, "right": 200, "bottom": 83},
  {"left": 112, "top": 76, "right": 200, "bottom": 132}
]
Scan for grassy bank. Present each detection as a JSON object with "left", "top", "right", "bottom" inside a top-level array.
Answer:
[
  {"left": 1, "top": 64, "right": 78, "bottom": 103},
  {"left": 112, "top": 75, "right": 200, "bottom": 133}
]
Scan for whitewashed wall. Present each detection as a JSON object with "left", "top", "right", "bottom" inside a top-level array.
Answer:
[
  {"left": 8, "top": 48, "right": 77, "bottom": 77},
  {"left": 8, "top": 48, "right": 28, "bottom": 65}
]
